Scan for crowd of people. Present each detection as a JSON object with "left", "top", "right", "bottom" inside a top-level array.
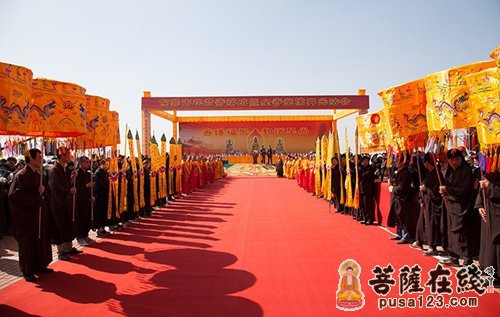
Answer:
[
  {"left": 281, "top": 148, "right": 499, "bottom": 285},
  {"left": 0, "top": 148, "right": 226, "bottom": 282}
]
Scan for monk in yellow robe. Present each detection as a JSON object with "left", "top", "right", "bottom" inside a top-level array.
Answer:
[{"left": 289, "top": 157, "right": 294, "bottom": 179}]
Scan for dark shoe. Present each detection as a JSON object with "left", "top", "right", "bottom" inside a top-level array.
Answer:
[
  {"left": 396, "top": 239, "right": 409, "bottom": 244},
  {"left": 97, "top": 230, "right": 108, "bottom": 237},
  {"left": 423, "top": 249, "right": 438, "bottom": 256},
  {"left": 390, "top": 236, "right": 402, "bottom": 241},
  {"left": 69, "top": 247, "right": 82, "bottom": 255},
  {"left": 24, "top": 274, "right": 37, "bottom": 282},
  {"left": 410, "top": 241, "right": 423, "bottom": 249},
  {"left": 440, "top": 258, "right": 459, "bottom": 266},
  {"left": 37, "top": 267, "right": 54, "bottom": 274},
  {"left": 58, "top": 253, "right": 71, "bottom": 261}
]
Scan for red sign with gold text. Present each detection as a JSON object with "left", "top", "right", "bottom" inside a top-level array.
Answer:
[
  {"left": 179, "top": 121, "right": 332, "bottom": 154},
  {"left": 143, "top": 95, "right": 369, "bottom": 111}
]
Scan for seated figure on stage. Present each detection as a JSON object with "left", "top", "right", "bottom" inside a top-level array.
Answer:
[
  {"left": 336, "top": 262, "right": 364, "bottom": 311},
  {"left": 251, "top": 137, "right": 260, "bottom": 153},
  {"left": 224, "top": 139, "right": 234, "bottom": 155},
  {"left": 275, "top": 139, "right": 285, "bottom": 155}
]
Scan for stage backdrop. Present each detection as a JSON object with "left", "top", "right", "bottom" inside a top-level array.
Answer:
[{"left": 179, "top": 121, "right": 332, "bottom": 155}]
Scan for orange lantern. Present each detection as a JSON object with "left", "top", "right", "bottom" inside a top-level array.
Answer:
[
  {"left": 0, "top": 62, "right": 33, "bottom": 135},
  {"left": 30, "top": 78, "right": 87, "bottom": 137}
]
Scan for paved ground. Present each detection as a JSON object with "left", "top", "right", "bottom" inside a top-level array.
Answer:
[{"left": 1, "top": 225, "right": 119, "bottom": 290}]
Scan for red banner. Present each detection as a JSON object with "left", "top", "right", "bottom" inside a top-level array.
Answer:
[
  {"left": 142, "top": 95, "right": 369, "bottom": 111},
  {"left": 179, "top": 121, "right": 332, "bottom": 154}
]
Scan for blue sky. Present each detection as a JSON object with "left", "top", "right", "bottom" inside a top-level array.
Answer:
[{"left": 1, "top": 0, "right": 499, "bottom": 151}]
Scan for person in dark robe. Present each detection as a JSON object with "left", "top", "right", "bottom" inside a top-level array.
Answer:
[
  {"left": 48, "top": 146, "right": 80, "bottom": 261},
  {"left": 75, "top": 156, "right": 93, "bottom": 246},
  {"left": 0, "top": 165, "right": 11, "bottom": 240},
  {"left": 408, "top": 155, "right": 424, "bottom": 245},
  {"left": 466, "top": 154, "right": 481, "bottom": 259},
  {"left": 415, "top": 153, "right": 443, "bottom": 256},
  {"left": 475, "top": 171, "right": 500, "bottom": 285},
  {"left": 9, "top": 149, "right": 53, "bottom": 281},
  {"left": 439, "top": 157, "right": 452, "bottom": 253},
  {"left": 440, "top": 148, "right": 473, "bottom": 266},
  {"left": 260, "top": 146, "right": 266, "bottom": 164},
  {"left": 252, "top": 150, "right": 259, "bottom": 164},
  {"left": 267, "top": 145, "right": 273, "bottom": 165},
  {"left": 388, "top": 153, "right": 412, "bottom": 244},
  {"left": 276, "top": 158, "right": 284, "bottom": 177},
  {"left": 359, "top": 156, "right": 376, "bottom": 225},
  {"left": 143, "top": 158, "right": 152, "bottom": 215},
  {"left": 349, "top": 157, "right": 359, "bottom": 220},
  {"left": 166, "top": 153, "right": 172, "bottom": 201},
  {"left": 123, "top": 158, "right": 135, "bottom": 224},
  {"left": 93, "top": 158, "right": 110, "bottom": 236},
  {"left": 331, "top": 157, "right": 342, "bottom": 212},
  {"left": 339, "top": 154, "right": 347, "bottom": 214}
]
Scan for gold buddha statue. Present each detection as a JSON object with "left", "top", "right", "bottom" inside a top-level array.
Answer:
[{"left": 336, "top": 260, "right": 364, "bottom": 311}]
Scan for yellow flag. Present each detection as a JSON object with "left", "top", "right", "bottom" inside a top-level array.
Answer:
[
  {"left": 378, "top": 79, "right": 427, "bottom": 139},
  {"left": 425, "top": 60, "right": 496, "bottom": 133},
  {"left": 356, "top": 110, "right": 387, "bottom": 153},
  {"left": 315, "top": 137, "right": 322, "bottom": 196},
  {"left": 127, "top": 128, "right": 139, "bottom": 212},
  {"left": 466, "top": 67, "right": 500, "bottom": 146},
  {"left": 321, "top": 135, "right": 328, "bottom": 196},
  {"left": 326, "top": 132, "right": 334, "bottom": 201}
]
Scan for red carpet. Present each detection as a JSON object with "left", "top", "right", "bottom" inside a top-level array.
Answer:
[{"left": 0, "top": 177, "right": 499, "bottom": 316}]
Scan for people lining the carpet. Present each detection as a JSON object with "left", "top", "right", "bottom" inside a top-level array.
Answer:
[
  {"left": 0, "top": 147, "right": 227, "bottom": 282},
  {"left": 284, "top": 148, "right": 500, "bottom": 286}
]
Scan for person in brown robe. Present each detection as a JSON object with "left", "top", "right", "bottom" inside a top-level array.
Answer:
[
  {"left": 75, "top": 156, "right": 93, "bottom": 246},
  {"left": 48, "top": 146, "right": 80, "bottom": 261},
  {"left": 8, "top": 149, "right": 53, "bottom": 282},
  {"left": 475, "top": 172, "right": 500, "bottom": 285},
  {"left": 439, "top": 148, "right": 473, "bottom": 266}
]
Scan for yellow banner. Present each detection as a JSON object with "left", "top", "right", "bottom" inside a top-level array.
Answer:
[
  {"left": 466, "top": 67, "right": 500, "bottom": 145},
  {"left": 356, "top": 110, "right": 387, "bottom": 152},
  {"left": 425, "top": 60, "right": 496, "bottom": 133},
  {"left": 378, "top": 79, "right": 427, "bottom": 138}
]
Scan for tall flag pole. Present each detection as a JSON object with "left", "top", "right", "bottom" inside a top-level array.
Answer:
[
  {"left": 135, "top": 131, "right": 145, "bottom": 210},
  {"left": 127, "top": 129, "right": 139, "bottom": 213}
]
